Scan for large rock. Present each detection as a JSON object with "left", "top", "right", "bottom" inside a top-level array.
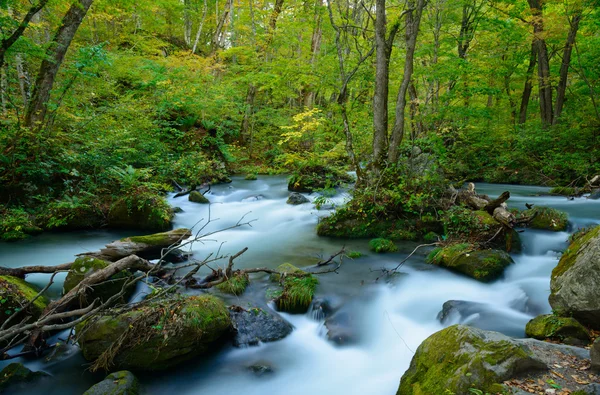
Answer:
[
  {"left": 592, "top": 337, "right": 600, "bottom": 372},
  {"left": 0, "top": 363, "right": 50, "bottom": 393},
  {"left": 426, "top": 244, "right": 514, "bottom": 282},
  {"left": 287, "top": 165, "right": 353, "bottom": 193},
  {"left": 77, "top": 295, "right": 232, "bottom": 371},
  {"left": 108, "top": 197, "right": 172, "bottom": 231},
  {"left": 63, "top": 256, "right": 132, "bottom": 307},
  {"left": 549, "top": 225, "right": 600, "bottom": 328},
  {"left": 0, "top": 276, "right": 49, "bottom": 330},
  {"left": 189, "top": 191, "right": 209, "bottom": 204},
  {"left": 325, "top": 310, "right": 359, "bottom": 346},
  {"left": 525, "top": 314, "right": 589, "bottom": 344},
  {"left": 286, "top": 192, "right": 310, "bottom": 205},
  {"left": 398, "top": 325, "right": 547, "bottom": 395},
  {"left": 521, "top": 206, "right": 568, "bottom": 231},
  {"left": 83, "top": 371, "right": 140, "bottom": 395},
  {"left": 229, "top": 306, "right": 293, "bottom": 347}
]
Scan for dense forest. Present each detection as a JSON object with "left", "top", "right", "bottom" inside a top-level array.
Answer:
[{"left": 1, "top": 0, "right": 599, "bottom": 241}]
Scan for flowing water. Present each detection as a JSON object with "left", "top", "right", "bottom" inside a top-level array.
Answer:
[{"left": 1, "top": 177, "right": 599, "bottom": 395}]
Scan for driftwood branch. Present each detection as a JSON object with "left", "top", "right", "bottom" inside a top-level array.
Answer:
[
  {"left": 0, "top": 262, "right": 73, "bottom": 279},
  {"left": 484, "top": 191, "right": 510, "bottom": 214}
]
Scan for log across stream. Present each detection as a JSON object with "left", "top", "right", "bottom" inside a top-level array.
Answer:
[{"left": 1, "top": 176, "right": 599, "bottom": 395}]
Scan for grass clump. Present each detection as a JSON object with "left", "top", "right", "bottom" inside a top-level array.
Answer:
[
  {"left": 216, "top": 272, "right": 250, "bottom": 295},
  {"left": 275, "top": 276, "right": 318, "bottom": 314},
  {"left": 369, "top": 238, "right": 397, "bottom": 253},
  {"left": 346, "top": 251, "right": 363, "bottom": 259},
  {"left": 244, "top": 174, "right": 258, "bottom": 180}
]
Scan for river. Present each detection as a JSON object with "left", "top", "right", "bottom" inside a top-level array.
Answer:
[{"left": 1, "top": 177, "right": 599, "bottom": 394}]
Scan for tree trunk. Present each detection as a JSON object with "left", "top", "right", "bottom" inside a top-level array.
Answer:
[
  {"left": 184, "top": 0, "right": 192, "bottom": 47},
  {"left": 387, "top": 0, "right": 425, "bottom": 164},
  {"left": 518, "top": 42, "right": 537, "bottom": 124},
  {"left": 372, "top": 0, "right": 390, "bottom": 171},
  {"left": 192, "top": 0, "right": 208, "bottom": 54},
  {"left": 270, "top": 0, "right": 286, "bottom": 31},
  {"left": 241, "top": 84, "right": 257, "bottom": 144},
  {"left": 553, "top": 11, "right": 581, "bottom": 124},
  {"left": 15, "top": 54, "right": 30, "bottom": 108},
  {"left": 528, "top": 0, "right": 553, "bottom": 127},
  {"left": 211, "top": 0, "right": 232, "bottom": 52},
  {"left": 24, "top": 0, "right": 94, "bottom": 129},
  {"left": 0, "top": 65, "right": 6, "bottom": 115},
  {"left": 304, "top": 0, "right": 323, "bottom": 108}
]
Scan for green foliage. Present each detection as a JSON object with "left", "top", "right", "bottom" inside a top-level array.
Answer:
[
  {"left": 275, "top": 276, "right": 318, "bottom": 314},
  {"left": 0, "top": 207, "right": 41, "bottom": 241},
  {"left": 346, "top": 251, "right": 363, "bottom": 259},
  {"left": 216, "top": 273, "right": 250, "bottom": 296},
  {"left": 369, "top": 238, "right": 398, "bottom": 253}
]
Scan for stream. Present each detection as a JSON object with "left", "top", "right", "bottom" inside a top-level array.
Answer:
[{"left": 1, "top": 177, "right": 599, "bottom": 394}]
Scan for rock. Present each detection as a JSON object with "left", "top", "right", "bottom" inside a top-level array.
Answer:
[
  {"left": 0, "top": 363, "right": 50, "bottom": 393},
  {"left": 325, "top": 310, "right": 359, "bottom": 346},
  {"left": 397, "top": 325, "right": 547, "bottom": 395},
  {"left": 268, "top": 264, "right": 317, "bottom": 314},
  {"left": 244, "top": 174, "right": 258, "bottom": 181},
  {"left": 162, "top": 248, "right": 190, "bottom": 263},
  {"left": 0, "top": 276, "right": 49, "bottom": 330},
  {"left": 522, "top": 206, "right": 568, "bottom": 231},
  {"left": 426, "top": 244, "right": 514, "bottom": 282},
  {"left": 216, "top": 272, "right": 249, "bottom": 295},
  {"left": 189, "top": 190, "right": 209, "bottom": 204},
  {"left": 287, "top": 192, "right": 310, "bottom": 205},
  {"left": 368, "top": 238, "right": 397, "bottom": 253},
  {"left": 438, "top": 300, "right": 530, "bottom": 338},
  {"left": 83, "top": 371, "right": 140, "bottom": 395},
  {"left": 107, "top": 197, "right": 172, "bottom": 231},
  {"left": 589, "top": 189, "right": 600, "bottom": 200},
  {"left": 592, "top": 337, "right": 600, "bottom": 372},
  {"left": 549, "top": 225, "right": 600, "bottom": 328},
  {"left": 525, "top": 314, "right": 590, "bottom": 344},
  {"left": 287, "top": 165, "right": 353, "bottom": 193},
  {"left": 172, "top": 206, "right": 184, "bottom": 213},
  {"left": 241, "top": 194, "right": 264, "bottom": 202},
  {"left": 77, "top": 295, "right": 232, "bottom": 371},
  {"left": 247, "top": 364, "right": 274, "bottom": 376},
  {"left": 63, "top": 256, "right": 133, "bottom": 307},
  {"left": 311, "top": 297, "right": 343, "bottom": 320},
  {"left": 229, "top": 306, "right": 293, "bottom": 347}
]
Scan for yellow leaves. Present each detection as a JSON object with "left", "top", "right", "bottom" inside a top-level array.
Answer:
[{"left": 278, "top": 108, "right": 324, "bottom": 146}]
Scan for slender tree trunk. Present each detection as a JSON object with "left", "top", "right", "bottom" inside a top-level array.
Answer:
[
  {"left": 211, "top": 0, "right": 232, "bottom": 52},
  {"left": 15, "top": 54, "right": 29, "bottom": 108},
  {"left": 270, "top": 0, "right": 285, "bottom": 31},
  {"left": 408, "top": 82, "right": 422, "bottom": 139},
  {"left": 0, "top": 65, "right": 7, "bottom": 115},
  {"left": 241, "top": 84, "right": 256, "bottom": 144},
  {"left": 528, "top": 0, "right": 552, "bottom": 127},
  {"left": 518, "top": 41, "right": 537, "bottom": 124},
  {"left": 184, "top": 0, "right": 192, "bottom": 47},
  {"left": 553, "top": 11, "right": 581, "bottom": 124},
  {"left": 372, "top": 0, "right": 390, "bottom": 171},
  {"left": 304, "top": 0, "right": 323, "bottom": 108},
  {"left": 388, "top": 0, "right": 425, "bottom": 164},
  {"left": 192, "top": 0, "right": 208, "bottom": 54},
  {"left": 24, "top": 0, "right": 95, "bottom": 129}
]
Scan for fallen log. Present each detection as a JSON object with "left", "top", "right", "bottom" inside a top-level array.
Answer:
[
  {"left": 457, "top": 182, "right": 491, "bottom": 210},
  {"left": 0, "top": 262, "right": 73, "bottom": 279},
  {"left": 484, "top": 191, "right": 510, "bottom": 215}
]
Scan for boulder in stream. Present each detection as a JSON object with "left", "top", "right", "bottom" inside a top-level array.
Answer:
[
  {"left": 269, "top": 264, "right": 317, "bottom": 314},
  {"left": 0, "top": 275, "right": 49, "bottom": 330},
  {"left": 426, "top": 243, "right": 513, "bottom": 282},
  {"left": 287, "top": 192, "right": 310, "bottom": 205},
  {"left": 83, "top": 371, "right": 140, "bottom": 395},
  {"left": 549, "top": 225, "right": 600, "bottom": 329},
  {"left": 0, "top": 363, "right": 50, "bottom": 393},
  {"left": 521, "top": 206, "right": 568, "bottom": 231},
  {"left": 229, "top": 305, "right": 293, "bottom": 347},
  {"left": 107, "top": 197, "right": 172, "bottom": 231},
  {"left": 525, "top": 314, "right": 590, "bottom": 344},
  {"left": 189, "top": 190, "right": 209, "bottom": 204},
  {"left": 77, "top": 295, "right": 232, "bottom": 371},
  {"left": 287, "top": 164, "right": 353, "bottom": 193}
]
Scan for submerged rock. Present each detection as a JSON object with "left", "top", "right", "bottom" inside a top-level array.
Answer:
[
  {"left": 0, "top": 363, "right": 50, "bottom": 393},
  {"left": 325, "top": 310, "right": 359, "bottom": 346},
  {"left": 83, "top": 371, "right": 140, "bottom": 395},
  {"left": 77, "top": 295, "right": 232, "bottom": 371},
  {"left": 287, "top": 192, "right": 310, "bottom": 205},
  {"left": 525, "top": 314, "right": 590, "bottom": 344},
  {"left": 426, "top": 244, "right": 513, "bottom": 282},
  {"left": 522, "top": 206, "right": 568, "bottom": 231},
  {"left": 0, "top": 276, "right": 49, "bottom": 330},
  {"left": 398, "top": 325, "right": 546, "bottom": 395},
  {"left": 189, "top": 190, "right": 209, "bottom": 204},
  {"left": 247, "top": 364, "right": 274, "bottom": 376},
  {"left": 229, "top": 306, "right": 293, "bottom": 347},
  {"left": 549, "top": 225, "right": 600, "bottom": 329}
]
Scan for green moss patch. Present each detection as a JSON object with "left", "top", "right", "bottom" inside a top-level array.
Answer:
[
  {"left": 522, "top": 206, "right": 568, "bottom": 231},
  {"left": 217, "top": 272, "right": 249, "bottom": 295},
  {"left": 124, "top": 228, "right": 191, "bottom": 245},
  {"left": 525, "top": 314, "right": 590, "bottom": 342},
  {"left": 369, "top": 238, "right": 398, "bottom": 253},
  {"left": 189, "top": 191, "right": 210, "bottom": 204},
  {"left": 427, "top": 244, "right": 513, "bottom": 282},
  {"left": 0, "top": 276, "right": 49, "bottom": 329},
  {"left": 553, "top": 225, "right": 600, "bottom": 280},
  {"left": 275, "top": 276, "right": 318, "bottom": 314}
]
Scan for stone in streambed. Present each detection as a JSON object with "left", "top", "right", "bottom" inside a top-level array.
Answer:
[
  {"left": 525, "top": 314, "right": 590, "bottom": 344},
  {"left": 287, "top": 192, "right": 310, "bottom": 205},
  {"left": 229, "top": 306, "right": 293, "bottom": 347},
  {"left": 592, "top": 337, "right": 600, "bottom": 372},
  {"left": 189, "top": 191, "right": 209, "bottom": 204},
  {"left": 0, "top": 275, "right": 49, "bottom": 330},
  {"left": 83, "top": 371, "right": 140, "bottom": 395},
  {"left": 0, "top": 363, "right": 50, "bottom": 393}
]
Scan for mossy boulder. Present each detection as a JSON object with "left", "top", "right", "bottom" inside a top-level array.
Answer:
[
  {"left": 369, "top": 238, "right": 397, "bottom": 253},
  {"left": 268, "top": 264, "right": 317, "bottom": 314},
  {"left": 0, "top": 363, "right": 50, "bottom": 393},
  {"left": 549, "top": 225, "right": 600, "bottom": 329},
  {"left": 63, "top": 256, "right": 133, "bottom": 306},
  {"left": 83, "top": 371, "right": 140, "bottom": 395},
  {"left": 0, "top": 276, "right": 49, "bottom": 329},
  {"left": 244, "top": 174, "right": 258, "bottom": 181},
  {"left": 287, "top": 192, "right": 310, "bottom": 205},
  {"left": 288, "top": 165, "right": 353, "bottom": 193},
  {"left": 108, "top": 197, "right": 172, "bottom": 231},
  {"left": 189, "top": 191, "right": 209, "bottom": 204},
  {"left": 397, "top": 325, "right": 546, "bottom": 395},
  {"left": 522, "top": 206, "right": 568, "bottom": 231},
  {"left": 216, "top": 272, "right": 249, "bottom": 296},
  {"left": 77, "top": 295, "right": 232, "bottom": 371},
  {"left": 426, "top": 244, "right": 514, "bottom": 282},
  {"left": 525, "top": 314, "right": 590, "bottom": 344}
]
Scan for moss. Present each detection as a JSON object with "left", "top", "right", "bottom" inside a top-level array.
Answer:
[
  {"left": 216, "top": 272, "right": 249, "bottom": 295},
  {"left": 244, "top": 174, "right": 258, "bottom": 180},
  {"left": 275, "top": 276, "right": 318, "bottom": 314},
  {"left": 0, "top": 363, "right": 49, "bottom": 392},
  {"left": 550, "top": 186, "right": 576, "bottom": 196},
  {"left": 108, "top": 197, "right": 172, "bottom": 231},
  {"left": 369, "top": 238, "right": 398, "bottom": 253},
  {"left": 189, "top": 191, "right": 209, "bottom": 204},
  {"left": 525, "top": 314, "right": 590, "bottom": 342},
  {"left": 0, "top": 276, "right": 49, "bottom": 329},
  {"left": 398, "top": 325, "right": 538, "bottom": 395},
  {"left": 270, "top": 263, "right": 306, "bottom": 282},
  {"left": 423, "top": 232, "right": 440, "bottom": 242},
  {"left": 552, "top": 225, "right": 600, "bottom": 280},
  {"left": 288, "top": 164, "right": 353, "bottom": 193},
  {"left": 346, "top": 251, "right": 363, "bottom": 259},
  {"left": 426, "top": 244, "right": 513, "bottom": 282},
  {"left": 124, "top": 228, "right": 191, "bottom": 245},
  {"left": 522, "top": 206, "right": 568, "bottom": 231}
]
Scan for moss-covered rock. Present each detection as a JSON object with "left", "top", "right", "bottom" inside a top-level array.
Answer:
[
  {"left": 217, "top": 272, "right": 249, "bottom": 295},
  {"left": 0, "top": 363, "right": 50, "bottom": 393},
  {"left": 63, "top": 256, "right": 133, "bottom": 306},
  {"left": 0, "top": 276, "right": 49, "bottom": 329},
  {"left": 288, "top": 165, "right": 353, "bottom": 193},
  {"left": 317, "top": 207, "right": 416, "bottom": 240},
  {"left": 522, "top": 206, "right": 568, "bottom": 231},
  {"left": 188, "top": 191, "right": 209, "bottom": 204},
  {"left": 426, "top": 244, "right": 513, "bottom": 282},
  {"left": 244, "top": 174, "right": 258, "bottom": 181},
  {"left": 549, "top": 225, "right": 600, "bottom": 329},
  {"left": 550, "top": 186, "right": 577, "bottom": 196},
  {"left": 268, "top": 264, "right": 317, "bottom": 314},
  {"left": 83, "top": 371, "right": 140, "bottom": 395},
  {"left": 77, "top": 295, "right": 232, "bottom": 371},
  {"left": 525, "top": 314, "right": 590, "bottom": 343},
  {"left": 108, "top": 197, "right": 172, "bottom": 231},
  {"left": 369, "top": 238, "right": 397, "bottom": 253},
  {"left": 397, "top": 325, "right": 545, "bottom": 395}
]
